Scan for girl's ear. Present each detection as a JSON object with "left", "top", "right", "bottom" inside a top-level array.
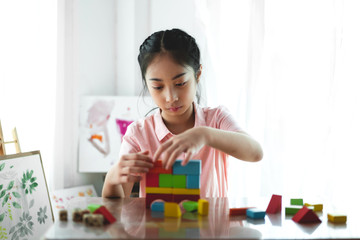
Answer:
[{"left": 196, "top": 65, "right": 203, "bottom": 83}]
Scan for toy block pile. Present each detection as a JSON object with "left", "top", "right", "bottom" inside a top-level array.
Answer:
[
  {"left": 150, "top": 199, "right": 209, "bottom": 218},
  {"left": 59, "top": 204, "right": 116, "bottom": 227},
  {"left": 229, "top": 194, "right": 347, "bottom": 225},
  {"left": 146, "top": 159, "right": 201, "bottom": 208}
]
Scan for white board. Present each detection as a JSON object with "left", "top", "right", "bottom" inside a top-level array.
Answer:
[
  {"left": 0, "top": 151, "right": 54, "bottom": 239},
  {"left": 78, "top": 96, "right": 156, "bottom": 172}
]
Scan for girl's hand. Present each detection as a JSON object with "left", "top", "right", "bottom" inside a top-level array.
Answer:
[
  {"left": 153, "top": 127, "right": 207, "bottom": 169},
  {"left": 108, "top": 150, "right": 154, "bottom": 184}
]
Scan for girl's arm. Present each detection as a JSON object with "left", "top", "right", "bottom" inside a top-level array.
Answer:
[{"left": 154, "top": 126, "right": 263, "bottom": 169}]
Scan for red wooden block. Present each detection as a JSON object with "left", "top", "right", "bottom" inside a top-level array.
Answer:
[
  {"left": 229, "top": 207, "right": 254, "bottom": 216},
  {"left": 148, "top": 167, "right": 172, "bottom": 174},
  {"left": 172, "top": 194, "right": 200, "bottom": 203},
  {"left": 266, "top": 194, "right": 282, "bottom": 214},
  {"left": 292, "top": 206, "right": 321, "bottom": 223},
  {"left": 154, "top": 160, "right": 163, "bottom": 168},
  {"left": 146, "top": 173, "right": 159, "bottom": 187},
  {"left": 93, "top": 206, "right": 116, "bottom": 224},
  {"left": 146, "top": 193, "right": 173, "bottom": 208}
]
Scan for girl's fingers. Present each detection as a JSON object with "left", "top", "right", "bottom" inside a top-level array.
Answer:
[
  {"left": 119, "top": 174, "right": 142, "bottom": 183},
  {"left": 122, "top": 166, "right": 150, "bottom": 174},
  {"left": 165, "top": 147, "right": 184, "bottom": 170},
  {"left": 153, "top": 140, "right": 173, "bottom": 162}
]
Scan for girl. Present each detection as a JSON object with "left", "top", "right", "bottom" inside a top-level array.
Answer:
[{"left": 102, "top": 29, "right": 263, "bottom": 198}]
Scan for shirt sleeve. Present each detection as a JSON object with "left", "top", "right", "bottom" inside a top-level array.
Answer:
[
  {"left": 118, "top": 122, "right": 141, "bottom": 157},
  {"left": 216, "top": 105, "right": 243, "bottom": 132}
]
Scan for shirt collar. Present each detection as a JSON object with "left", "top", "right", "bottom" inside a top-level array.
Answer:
[{"left": 154, "top": 102, "right": 206, "bottom": 142}]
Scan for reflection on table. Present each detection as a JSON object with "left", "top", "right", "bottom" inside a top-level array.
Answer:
[{"left": 44, "top": 197, "right": 359, "bottom": 239}]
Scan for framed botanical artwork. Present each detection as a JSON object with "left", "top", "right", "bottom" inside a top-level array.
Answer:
[
  {"left": 0, "top": 151, "right": 54, "bottom": 239},
  {"left": 78, "top": 96, "right": 155, "bottom": 172}
]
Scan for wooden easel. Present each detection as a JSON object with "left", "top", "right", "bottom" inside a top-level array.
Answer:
[{"left": 0, "top": 120, "right": 21, "bottom": 156}]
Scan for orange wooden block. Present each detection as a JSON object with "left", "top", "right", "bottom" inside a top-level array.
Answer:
[{"left": 229, "top": 207, "right": 254, "bottom": 216}]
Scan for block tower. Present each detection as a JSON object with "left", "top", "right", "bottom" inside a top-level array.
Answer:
[{"left": 145, "top": 159, "right": 201, "bottom": 208}]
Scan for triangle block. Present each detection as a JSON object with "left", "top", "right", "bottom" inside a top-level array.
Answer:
[
  {"left": 292, "top": 206, "right": 321, "bottom": 223},
  {"left": 266, "top": 194, "right": 282, "bottom": 214}
]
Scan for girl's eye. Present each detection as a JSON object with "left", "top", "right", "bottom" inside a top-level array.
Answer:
[
  {"left": 176, "top": 82, "right": 187, "bottom": 87},
  {"left": 152, "top": 86, "right": 163, "bottom": 90}
]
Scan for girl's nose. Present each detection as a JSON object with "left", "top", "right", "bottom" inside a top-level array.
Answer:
[{"left": 165, "top": 88, "right": 178, "bottom": 103}]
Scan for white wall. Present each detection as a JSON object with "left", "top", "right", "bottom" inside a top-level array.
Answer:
[{"left": 58, "top": 0, "right": 200, "bottom": 195}]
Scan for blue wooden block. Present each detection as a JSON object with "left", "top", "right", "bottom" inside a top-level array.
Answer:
[
  {"left": 173, "top": 160, "right": 201, "bottom": 175},
  {"left": 151, "top": 201, "right": 164, "bottom": 212},
  {"left": 186, "top": 175, "right": 200, "bottom": 189},
  {"left": 246, "top": 208, "right": 266, "bottom": 219}
]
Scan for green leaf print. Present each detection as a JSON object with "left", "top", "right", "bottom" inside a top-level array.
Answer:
[
  {"left": 0, "top": 163, "right": 5, "bottom": 171},
  {"left": 12, "top": 202, "right": 21, "bottom": 209},
  {"left": 0, "top": 184, "right": 3, "bottom": 191},
  {"left": 30, "top": 177, "right": 36, "bottom": 183},
  {"left": 0, "top": 190, "right": 5, "bottom": 199},
  {"left": 12, "top": 192, "right": 21, "bottom": 198},
  {"left": 0, "top": 213, "right": 4, "bottom": 222},
  {"left": 2, "top": 194, "right": 9, "bottom": 207},
  {"left": 7, "top": 181, "right": 14, "bottom": 191}
]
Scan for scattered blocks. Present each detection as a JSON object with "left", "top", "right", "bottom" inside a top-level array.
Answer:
[
  {"left": 87, "top": 204, "right": 102, "bottom": 213},
  {"left": 182, "top": 201, "right": 198, "bottom": 212},
  {"left": 146, "top": 193, "right": 173, "bottom": 208},
  {"left": 246, "top": 208, "right": 266, "bottom": 219},
  {"left": 83, "top": 213, "right": 104, "bottom": 227},
  {"left": 151, "top": 201, "right": 165, "bottom": 212},
  {"left": 93, "top": 206, "right": 116, "bottom": 224},
  {"left": 266, "top": 194, "right": 282, "bottom": 214},
  {"left": 285, "top": 205, "right": 304, "bottom": 215},
  {"left": 59, "top": 209, "right": 68, "bottom": 221},
  {"left": 327, "top": 213, "right": 347, "bottom": 224},
  {"left": 229, "top": 207, "right": 254, "bottom": 216},
  {"left": 164, "top": 202, "right": 182, "bottom": 218},
  {"left": 290, "top": 198, "right": 303, "bottom": 206},
  {"left": 72, "top": 208, "right": 83, "bottom": 222},
  {"left": 198, "top": 199, "right": 209, "bottom": 216},
  {"left": 292, "top": 206, "right": 321, "bottom": 223}
]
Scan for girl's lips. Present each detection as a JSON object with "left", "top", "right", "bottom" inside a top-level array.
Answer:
[{"left": 168, "top": 106, "right": 182, "bottom": 112}]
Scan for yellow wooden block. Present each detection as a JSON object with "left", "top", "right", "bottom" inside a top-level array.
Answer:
[
  {"left": 164, "top": 202, "right": 182, "bottom": 218},
  {"left": 198, "top": 199, "right": 209, "bottom": 216},
  {"left": 172, "top": 188, "right": 200, "bottom": 195},
  {"left": 304, "top": 203, "right": 323, "bottom": 211},
  {"left": 328, "top": 213, "right": 347, "bottom": 223},
  {"left": 146, "top": 187, "right": 172, "bottom": 194}
]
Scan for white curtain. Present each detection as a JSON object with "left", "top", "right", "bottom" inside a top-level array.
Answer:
[{"left": 196, "top": 0, "right": 360, "bottom": 206}]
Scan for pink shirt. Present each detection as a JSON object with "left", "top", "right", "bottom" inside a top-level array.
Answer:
[{"left": 119, "top": 102, "right": 243, "bottom": 198}]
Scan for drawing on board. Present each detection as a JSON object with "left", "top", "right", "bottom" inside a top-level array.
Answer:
[
  {"left": 0, "top": 151, "right": 54, "bottom": 240},
  {"left": 78, "top": 96, "right": 155, "bottom": 172}
]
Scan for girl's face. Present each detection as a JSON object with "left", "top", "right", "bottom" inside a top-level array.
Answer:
[{"left": 145, "top": 53, "right": 200, "bottom": 125}]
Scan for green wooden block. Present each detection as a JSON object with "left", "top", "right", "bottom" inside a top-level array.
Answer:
[
  {"left": 290, "top": 198, "right": 303, "bottom": 206},
  {"left": 159, "top": 174, "right": 173, "bottom": 188},
  {"left": 87, "top": 204, "right": 102, "bottom": 213},
  {"left": 285, "top": 206, "right": 303, "bottom": 215},
  {"left": 173, "top": 175, "right": 186, "bottom": 188},
  {"left": 182, "top": 201, "right": 198, "bottom": 212}
]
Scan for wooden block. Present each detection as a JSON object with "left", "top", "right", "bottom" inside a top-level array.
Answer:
[
  {"left": 286, "top": 205, "right": 314, "bottom": 215},
  {"left": 292, "top": 206, "right": 321, "bottom": 223},
  {"left": 146, "top": 193, "right": 173, "bottom": 208},
  {"left": 266, "top": 194, "right": 282, "bottom": 214},
  {"left": 327, "top": 213, "right": 347, "bottom": 223},
  {"left": 198, "top": 199, "right": 209, "bottom": 216},
  {"left": 59, "top": 209, "right": 68, "bottom": 221},
  {"left": 149, "top": 164, "right": 172, "bottom": 174},
  {"left": 83, "top": 213, "right": 104, "bottom": 227},
  {"left": 290, "top": 198, "right": 303, "bottom": 206},
  {"left": 186, "top": 175, "right": 200, "bottom": 189},
  {"left": 146, "top": 173, "right": 159, "bottom": 187},
  {"left": 173, "top": 175, "right": 186, "bottom": 188},
  {"left": 182, "top": 201, "right": 198, "bottom": 212},
  {"left": 173, "top": 194, "right": 200, "bottom": 203},
  {"left": 154, "top": 160, "right": 163, "bottom": 168},
  {"left": 159, "top": 174, "right": 173, "bottom": 188},
  {"left": 94, "top": 206, "right": 116, "bottom": 224},
  {"left": 146, "top": 187, "right": 172, "bottom": 194},
  {"left": 164, "top": 202, "right": 182, "bottom": 218},
  {"left": 229, "top": 207, "right": 254, "bottom": 216},
  {"left": 246, "top": 208, "right": 266, "bottom": 219},
  {"left": 151, "top": 201, "right": 165, "bottom": 212},
  {"left": 87, "top": 204, "right": 102, "bottom": 213},
  {"left": 172, "top": 188, "right": 200, "bottom": 195},
  {"left": 72, "top": 208, "right": 83, "bottom": 222},
  {"left": 173, "top": 159, "right": 201, "bottom": 175},
  {"left": 304, "top": 203, "right": 323, "bottom": 212}
]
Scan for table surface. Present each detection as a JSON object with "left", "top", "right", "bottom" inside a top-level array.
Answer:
[{"left": 43, "top": 197, "right": 360, "bottom": 239}]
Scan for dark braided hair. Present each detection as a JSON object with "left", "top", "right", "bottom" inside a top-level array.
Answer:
[{"left": 138, "top": 29, "right": 201, "bottom": 104}]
